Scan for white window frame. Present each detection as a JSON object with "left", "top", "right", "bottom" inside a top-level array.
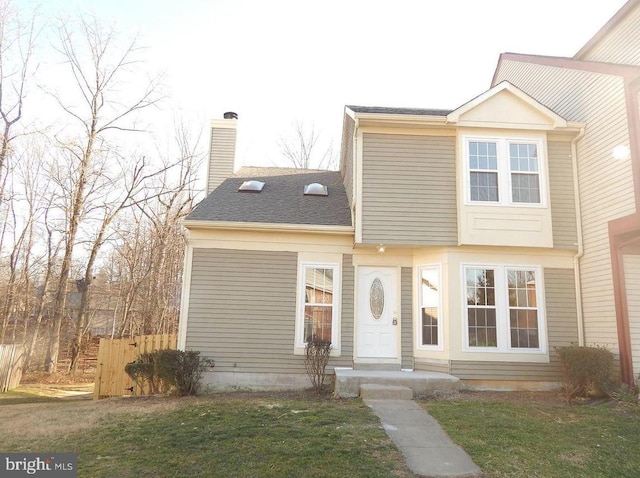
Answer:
[
  {"left": 416, "top": 264, "right": 443, "bottom": 351},
  {"left": 294, "top": 258, "right": 341, "bottom": 355},
  {"left": 463, "top": 135, "right": 547, "bottom": 208},
  {"left": 462, "top": 264, "right": 547, "bottom": 355}
]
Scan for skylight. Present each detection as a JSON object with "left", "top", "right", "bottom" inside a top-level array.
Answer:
[
  {"left": 238, "top": 180, "right": 265, "bottom": 192},
  {"left": 304, "top": 183, "right": 328, "bottom": 196}
]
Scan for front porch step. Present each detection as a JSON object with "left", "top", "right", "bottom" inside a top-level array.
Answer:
[
  {"left": 353, "top": 363, "right": 401, "bottom": 371},
  {"left": 360, "top": 384, "right": 413, "bottom": 400},
  {"left": 334, "top": 368, "right": 461, "bottom": 398}
]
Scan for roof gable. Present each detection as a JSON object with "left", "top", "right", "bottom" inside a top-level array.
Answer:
[{"left": 447, "top": 81, "right": 568, "bottom": 130}]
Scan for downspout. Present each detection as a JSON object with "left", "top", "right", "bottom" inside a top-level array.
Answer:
[
  {"left": 177, "top": 238, "right": 193, "bottom": 351},
  {"left": 350, "top": 116, "right": 360, "bottom": 245},
  {"left": 352, "top": 116, "right": 361, "bottom": 246},
  {"left": 571, "top": 127, "right": 586, "bottom": 346}
]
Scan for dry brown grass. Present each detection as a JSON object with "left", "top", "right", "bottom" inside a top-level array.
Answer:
[{"left": 0, "top": 396, "right": 191, "bottom": 440}]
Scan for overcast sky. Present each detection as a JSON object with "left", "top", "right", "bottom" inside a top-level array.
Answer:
[{"left": 22, "top": 0, "right": 629, "bottom": 170}]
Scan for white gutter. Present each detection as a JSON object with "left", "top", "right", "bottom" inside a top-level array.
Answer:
[
  {"left": 571, "top": 127, "right": 586, "bottom": 346},
  {"left": 182, "top": 219, "right": 354, "bottom": 235},
  {"left": 355, "top": 113, "right": 449, "bottom": 125}
]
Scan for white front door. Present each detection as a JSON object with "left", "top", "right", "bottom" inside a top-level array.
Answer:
[{"left": 356, "top": 266, "right": 399, "bottom": 359}]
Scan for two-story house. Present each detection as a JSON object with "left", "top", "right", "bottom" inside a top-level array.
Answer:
[
  {"left": 178, "top": 1, "right": 640, "bottom": 392},
  {"left": 178, "top": 81, "right": 584, "bottom": 393}
]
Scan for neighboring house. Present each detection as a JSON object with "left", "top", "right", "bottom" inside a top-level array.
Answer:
[
  {"left": 179, "top": 1, "right": 640, "bottom": 390},
  {"left": 492, "top": 0, "right": 640, "bottom": 387}
]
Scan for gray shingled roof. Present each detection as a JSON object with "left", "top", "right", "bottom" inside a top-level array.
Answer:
[
  {"left": 347, "top": 105, "right": 452, "bottom": 116},
  {"left": 187, "top": 167, "right": 352, "bottom": 227}
]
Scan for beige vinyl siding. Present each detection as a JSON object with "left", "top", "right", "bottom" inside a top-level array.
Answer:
[
  {"left": 495, "top": 60, "right": 635, "bottom": 350},
  {"left": 624, "top": 254, "right": 640, "bottom": 376},
  {"left": 451, "top": 361, "right": 560, "bottom": 380},
  {"left": 341, "top": 115, "right": 355, "bottom": 206},
  {"left": 207, "top": 127, "right": 236, "bottom": 194},
  {"left": 576, "top": 4, "right": 640, "bottom": 65},
  {"left": 361, "top": 134, "right": 457, "bottom": 245},
  {"left": 186, "top": 249, "right": 354, "bottom": 374},
  {"left": 401, "top": 267, "right": 413, "bottom": 370},
  {"left": 548, "top": 140, "right": 578, "bottom": 249},
  {"left": 414, "top": 360, "right": 449, "bottom": 374},
  {"left": 452, "top": 268, "right": 578, "bottom": 381}
]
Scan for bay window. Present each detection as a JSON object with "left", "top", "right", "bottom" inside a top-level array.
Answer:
[{"left": 464, "top": 265, "right": 545, "bottom": 352}]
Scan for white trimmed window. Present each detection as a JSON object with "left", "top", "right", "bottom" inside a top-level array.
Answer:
[
  {"left": 466, "top": 136, "right": 544, "bottom": 206},
  {"left": 418, "top": 265, "right": 442, "bottom": 349},
  {"left": 464, "top": 265, "right": 545, "bottom": 353},
  {"left": 295, "top": 261, "right": 341, "bottom": 351}
]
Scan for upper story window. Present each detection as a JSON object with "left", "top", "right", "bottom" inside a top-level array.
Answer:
[
  {"left": 510, "top": 143, "right": 540, "bottom": 203},
  {"left": 465, "top": 136, "right": 544, "bottom": 206},
  {"left": 469, "top": 141, "right": 499, "bottom": 201}
]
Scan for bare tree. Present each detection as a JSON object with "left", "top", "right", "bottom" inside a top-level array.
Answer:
[
  {"left": 0, "top": 2, "right": 38, "bottom": 316},
  {"left": 67, "top": 154, "right": 162, "bottom": 372},
  {"left": 107, "top": 122, "right": 202, "bottom": 338},
  {"left": 0, "top": 0, "right": 37, "bottom": 199},
  {"left": 44, "top": 15, "right": 161, "bottom": 373},
  {"left": 0, "top": 142, "right": 46, "bottom": 344},
  {"left": 22, "top": 205, "right": 62, "bottom": 372},
  {"left": 276, "top": 120, "right": 336, "bottom": 170}
]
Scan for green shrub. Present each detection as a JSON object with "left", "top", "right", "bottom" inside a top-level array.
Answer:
[
  {"left": 125, "top": 350, "right": 214, "bottom": 397},
  {"left": 124, "top": 352, "right": 166, "bottom": 395},
  {"left": 304, "top": 339, "right": 332, "bottom": 394},
  {"left": 154, "top": 349, "right": 214, "bottom": 397},
  {"left": 556, "top": 345, "right": 614, "bottom": 402}
]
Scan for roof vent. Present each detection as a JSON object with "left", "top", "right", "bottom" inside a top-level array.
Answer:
[
  {"left": 223, "top": 111, "right": 238, "bottom": 120},
  {"left": 238, "top": 180, "right": 265, "bottom": 192},
  {"left": 303, "top": 183, "right": 328, "bottom": 196}
]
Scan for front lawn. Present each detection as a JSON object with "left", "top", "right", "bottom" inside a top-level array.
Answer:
[
  {"left": 422, "top": 392, "right": 640, "bottom": 478},
  {"left": 1, "top": 393, "right": 414, "bottom": 478},
  {"left": 3, "top": 389, "right": 639, "bottom": 477}
]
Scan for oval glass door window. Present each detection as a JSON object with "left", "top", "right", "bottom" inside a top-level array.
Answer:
[{"left": 370, "top": 278, "right": 385, "bottom": 320}]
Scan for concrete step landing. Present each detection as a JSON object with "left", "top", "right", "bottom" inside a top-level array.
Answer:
[
  {"left": 360, "top": 384, "right": 413, "bottom": 400},
  {"left": 334, "top": 368, "right": 461, "bottom": 398}
]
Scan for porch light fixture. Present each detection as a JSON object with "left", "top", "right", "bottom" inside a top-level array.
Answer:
[
  {"left": 377, "top": 244, "right": 386, "bottom": 253},
  {"left": 238, "top": 180, "right": 265, "bottom": 192}
]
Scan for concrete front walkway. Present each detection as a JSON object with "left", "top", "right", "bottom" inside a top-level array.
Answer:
[{"left": 365, "top": 399, "right": 482, "bottom": 478}]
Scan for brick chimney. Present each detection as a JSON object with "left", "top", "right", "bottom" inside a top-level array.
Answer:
[{"left": 207, "top": 112, "right": 238, "bottom": 194}]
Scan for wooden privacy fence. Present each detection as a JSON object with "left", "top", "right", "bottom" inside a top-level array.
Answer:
[
  {"left": 0, "top": 344, "right": 25, "bottom": 392},
  {"left": 93, "top": 334, "right": 177, "bottom": 399}
]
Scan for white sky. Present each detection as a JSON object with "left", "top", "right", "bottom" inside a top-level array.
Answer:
[{"left": 19, "top": 0, "right": 629, "bottom": 171}]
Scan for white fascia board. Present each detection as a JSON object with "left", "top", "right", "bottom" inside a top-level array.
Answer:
[
  {"left": 182, "top": 219, "right": 354, "bottom": 235},
  {"left": 354, "top": 112, "right": 449, "bottom": 125}
]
